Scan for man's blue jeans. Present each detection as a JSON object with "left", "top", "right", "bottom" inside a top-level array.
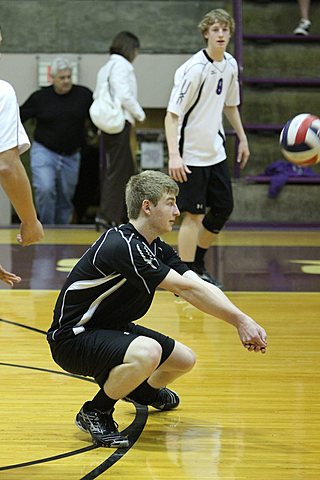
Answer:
[{"left": 30, "top": 141, "right": 80, "bottom": 224}]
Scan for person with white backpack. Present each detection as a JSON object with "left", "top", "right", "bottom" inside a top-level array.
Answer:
[{"left": 92, "top": 31, "right": 146, "bottom": 231}]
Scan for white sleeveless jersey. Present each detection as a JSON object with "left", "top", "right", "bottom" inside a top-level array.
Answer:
[{"left": 167, "top": 49, "right": 240, "bottom": 166}]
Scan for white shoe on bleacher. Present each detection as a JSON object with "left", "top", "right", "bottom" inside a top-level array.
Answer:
[{"left": 293, "top": 18, "right": 311, "bottom": 36}]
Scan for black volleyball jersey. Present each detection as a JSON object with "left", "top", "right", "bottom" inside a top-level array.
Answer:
[{"left": 48, "top": 223, "right": 188, "bottom": 341}]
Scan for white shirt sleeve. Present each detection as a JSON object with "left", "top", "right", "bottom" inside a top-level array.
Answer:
[
  {"left": 0, "top": 80, "right": 30, "bottom": 154},
  {"left": 167, "top": 62, "right": 206, "bottom": 117},
  {"left": 224, "top": 57, "right": 240, "bottom": 107}
]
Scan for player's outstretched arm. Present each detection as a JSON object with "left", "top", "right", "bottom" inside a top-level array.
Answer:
[{"left": 159, "top": 269, "right": 267, "bottom": 353}]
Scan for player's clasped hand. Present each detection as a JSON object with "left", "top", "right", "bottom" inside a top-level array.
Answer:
[
  {"left": 244, "top": 343, "right": 267, "bottom": 354},
  {"left": 17, "top": 219, "right": 44, "bottom": 247},
  {"left": 237, "top": 316, "right": 268, "bottom": 354}
]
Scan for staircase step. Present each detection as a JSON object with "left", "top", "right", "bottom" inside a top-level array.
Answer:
[
  {"left": 231, "top": 180, "right": 320, "bottom": 224},
  {"left": 245, "top": 175, "right": 320, "bottom": 184},
  {"left": 243, "top": 77, "right": 320, "bottom": 87},
  {"left": 243, "top": 34, "right": 320, "bottom": 43}
]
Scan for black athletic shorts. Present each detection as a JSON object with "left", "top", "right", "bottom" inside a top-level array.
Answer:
[
  {"left": 177, "top": 161, "right": 233, "bottom": 214},
  {"left": 49, "top": 323, "right": 175, "bottom": 387}
]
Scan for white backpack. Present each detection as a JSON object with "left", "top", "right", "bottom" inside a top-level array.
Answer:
[{"left": 90, "top": 62, "right": 125, "bottom": 134}]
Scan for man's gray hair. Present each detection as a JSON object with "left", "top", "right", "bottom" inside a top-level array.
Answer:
[{"left": 50, "top": 57, "right": 72, "bottom": 77}]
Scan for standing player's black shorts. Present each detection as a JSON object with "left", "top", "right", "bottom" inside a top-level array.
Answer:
[
  {"left": 49, "top": 323, "right": 175, "bottom": 387},
  {"left": 177, "top": 160, "right": 234, "bottom": 217}
]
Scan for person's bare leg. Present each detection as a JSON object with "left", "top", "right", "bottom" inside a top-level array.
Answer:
[
  {"left": 298, "top": 0, "right": 310, "bottom": 20},
  {"left": 103, "top": 336, "right": 162, "bottom": 399},
  {"left": 124, "top": 341, "right": 196, "bottom": 411},
  {"left": 294, "top": 0, "right": 311, "bottom": 34},
  {"left": 75, "top": 338, "right": 160, "bottom": 447},
  {"left": 178, "top": 212, "right": 204, "bottom": 262},
  {"left": 147, "top": 341, "right": 196, "bottom": 388},
  {"left": 198, "top": 224, "right": 217, "bottom": 250},
  {"left": 191, "top": 223, "right": 222, "bottom": 287}
]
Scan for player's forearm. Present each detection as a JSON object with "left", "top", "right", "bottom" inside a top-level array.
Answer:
[
  {"left": 168, "top": 271, "right": 267, "bottom": 351},
  {"left": 165, "top": 270, "right": 246, "bottom": 327},
  {"left": 165, "top": 111, "right": 180, "bottom": 156},
  {"left": 180, "top": 280, "right": 247, "bottom": 327},
  {"left": 0, "top": 150, "right": 38, "bottom": 224},
  {"left": 223, "top": 106, "right": 247, "bottom": 142}
]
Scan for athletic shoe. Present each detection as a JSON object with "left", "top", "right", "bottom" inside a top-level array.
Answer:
[
  {"left": 75, "top": 402, "right": 129, "bottom": 448},
  {"left": 150, "top": 387, "right": 180, "bottom": 411},
  {"left": 293, "top": 18, "right": 311, "bottom": 35},
  {"left": 192, "top": 265, "right": 223, "bottom": 289},
  {"left": 124, "top": 387, "right": 180, "bottom": 411}
]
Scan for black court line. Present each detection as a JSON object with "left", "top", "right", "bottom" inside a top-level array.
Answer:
[
  {"left": 0, "top": 317, "right": 47, "bottom": 335},
  {"left": 0, "top": 363, "right": 149, "bottom": 475},
  {"left": 0, "top": 319, "right": 95, "bottom": 382},
  {"left": 0, "top": 319, "right": 149, "bottom": 476},
  {"left": 0, "top": 400, "right": 147, "bottom": 474},
  {"left": 0, "top": 361, "right": 96, "bottom": 383},
  {"left": 0, "top": 445, "right": 99, "bottom": 471},
  {"left": 0, "top": 403, "right": 148, "bottom": 474}
]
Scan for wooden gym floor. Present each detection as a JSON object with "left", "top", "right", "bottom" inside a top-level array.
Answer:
[{"left": 0, "top": 225, "right": 319, "bottom": 479}]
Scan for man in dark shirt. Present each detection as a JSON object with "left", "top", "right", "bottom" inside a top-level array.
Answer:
[
  {"left": 48, "top": 170, "right": 267, "bottom": 448},
  {"left": 20, "top": 57, "right": 93, "bottom": 224}
]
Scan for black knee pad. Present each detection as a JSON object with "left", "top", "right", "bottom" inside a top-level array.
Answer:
[{"left": 202, "top": 209, "right": 232, "bottom": 233}]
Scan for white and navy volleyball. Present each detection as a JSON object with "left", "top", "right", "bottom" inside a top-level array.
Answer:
[{"left": 280, "top": 113, "right": 320, "bottom": 165}]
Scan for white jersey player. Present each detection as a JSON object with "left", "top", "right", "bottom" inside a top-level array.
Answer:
[{"left": 165, "top": 8, "right": 249, "bottom": 287}]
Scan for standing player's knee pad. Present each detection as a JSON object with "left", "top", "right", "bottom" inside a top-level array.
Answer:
[{"left": 202, "top": 209, "right": 232, "bottom": 234}]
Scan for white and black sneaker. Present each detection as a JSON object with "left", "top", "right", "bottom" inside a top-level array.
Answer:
[
  {"left": 293, "top": 18, "right": 311, "bottom": 35},
  {"left": 124, "top": 387, "right": 180, "bottom": 411},
  {"left": 150, "top": 387, "right": 180, "bottom": 411},
  {"left": 75, "top": 402, "right": 129, "bottom": 448}
]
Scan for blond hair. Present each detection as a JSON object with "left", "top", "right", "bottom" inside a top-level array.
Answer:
[
  {"left": 198, "top": 8, "right": 235, "bottom": 40},
  {"left": 126, "top": 170, "right": 179, "bottom": 219}
]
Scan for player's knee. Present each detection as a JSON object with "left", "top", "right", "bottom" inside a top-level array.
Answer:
[
  {"left": 202, "top": 207, "right": 233, "bottom": 233},
  {"left": 140, "top": 339, "right": 163, "bottom": 374},
  {"left": 175, "top": 345, "right": 196, "bottom": 373},
  {"left": 183, "top": 347, "right": 196, "bottom": 372},
  {"left": 183, "top": 211, "right": 204, "bottom": 227},
  {"left": 128, "top": 337, "right": 162, "bottom": 375}
]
